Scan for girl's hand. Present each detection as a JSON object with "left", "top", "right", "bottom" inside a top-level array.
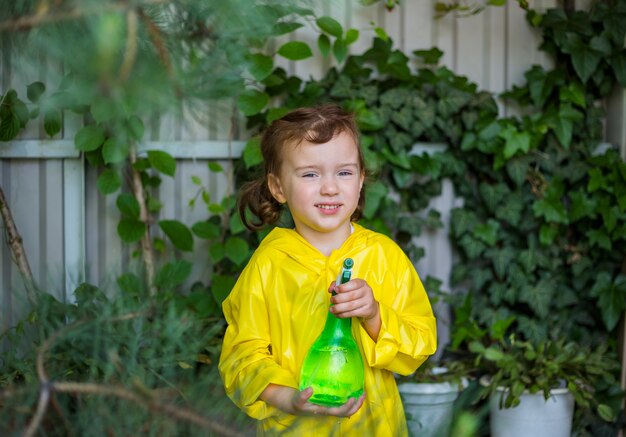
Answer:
[
  {"left": 328, "top": 279, "right": 381, "bottom": 341},
  {"left": 294, "top": 387, "right": 365, "bottom": 417},
  {"left": 261, "top": 384, "right": 365, "bottom": 417}
]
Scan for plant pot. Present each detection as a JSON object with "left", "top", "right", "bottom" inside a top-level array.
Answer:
[
  {"left": 397, "top": 379, "right": 467, "bottom": 437},
  {"left": 488, "top": 384, "right": 574, "bottom": 437}
]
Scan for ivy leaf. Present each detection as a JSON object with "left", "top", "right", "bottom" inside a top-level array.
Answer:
[
  {"left": 588, "top": 228, "right": 611, "bottom": 250},
  {"left": 0, "top": 113, "right": 21, "bottom": 141},
  {"left": 209, "top": 242, "right": 225, "bottom": 263},
  {"left": 243, "top": 137, "right": 263, "bottom": 169},
  {"left": 533, "top": 197, "right": 568, "bottom": 224},
  {"left": 591, "top": 273, "right": 626, "bottom": 331},
  {"left": 499, "top": 125, "right": 531, "bottom": 159},
  {"left": 318, "top": 34, "right": 331, "bottom": 58},
  {"left": 451, "top": 208, "right": 478, "bottom": 237},
  {"left": 316, "top": 16, "right": 343, "bottom": 38},
  {"left": 473, "top": 220, "right": 500, "bottom": 246},
  {"left": 75, "top": 125, "right": 106, "bottom": 152},
  {"left": 147, "top": 150, "right": 176, "bottom": 177},
  {"left": 277, "top": 41, "right": 313, "bottom": 61},
  {"left": 237, "top": 89, "right": 269, "bottom": 116},
  {"left": 117, "top": 218, "right": 146, "bottom": 243},
  {"left": 569, "top": 189, "right": 596, "bottom": 221},
  {"left": 155, "top": 260, "right": 193, "bottom": 290},
  {"left": 363, "top": 181, "right": 388, "bottom": 219},
  {"left": 607, "top": 54, "right": 626, "bottom": 87},
  {"left": 97, "top": 169, "right": 121, "bottom": 195},
  {"left": 487, "top": 247, "right": 515, "bottom": 279},
  {"left": 539, "top": 224, "right": 559, "bottom": 245},
  {"left": 568, "top": 36, "right": 602, "bottom": 82},
  {"left": 506, "top": 158, "right": 529, "bottom": 187},
  {"left": 520, "top": 280, "right": 553, "bottom": 319},
  {"left": 159, "top": 220, "right": 194, "bottom": 252},
  {"left": 116, "top": 193, "right": 140, "bottom": 219},
  {"left": 225, "top": 236, "right": 249, "bottom": 266}
]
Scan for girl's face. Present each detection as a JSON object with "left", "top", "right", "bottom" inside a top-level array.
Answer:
[{"left": 268, "top": 131, "right": 364, "bottom": 252}]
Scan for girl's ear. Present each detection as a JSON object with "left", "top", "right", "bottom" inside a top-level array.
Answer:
[{"left": 267, "top": 173, "right": 286, "bottom": 204}]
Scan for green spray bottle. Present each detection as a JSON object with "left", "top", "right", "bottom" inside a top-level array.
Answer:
[{"left": 298, "top": 258, "right": 365, "bottom": 407}]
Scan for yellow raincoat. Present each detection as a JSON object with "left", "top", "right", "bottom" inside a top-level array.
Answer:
[{"left": 219, "top": 223, "right": 437, "bottom": 436}]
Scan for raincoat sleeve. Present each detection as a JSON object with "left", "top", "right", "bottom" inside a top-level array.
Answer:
[
  {"left": 358, "top": 243, "right": 437, "bottom": 376},
  {"left": 218, "top": 258, "right": 298, "bottom": 420}
]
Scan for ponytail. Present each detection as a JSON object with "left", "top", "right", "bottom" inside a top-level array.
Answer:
[{"left": 238, "top": 177, "right": 283, "bottom": 231}]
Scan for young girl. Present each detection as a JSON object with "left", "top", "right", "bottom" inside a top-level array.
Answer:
[{"left": 219, "top": 104, "right": 437, "bottom": 436}]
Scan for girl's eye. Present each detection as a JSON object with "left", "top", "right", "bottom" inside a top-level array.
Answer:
[
  {"left": 338, "top": 171, "right": 353, "bottom": 176},
  {"left": 302, "top": 173, "right": 317, "bottom": 178}
]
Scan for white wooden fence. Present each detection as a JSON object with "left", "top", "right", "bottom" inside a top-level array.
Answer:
[{"left": 1, "top": 1, "right": 625, "bottom": 354}]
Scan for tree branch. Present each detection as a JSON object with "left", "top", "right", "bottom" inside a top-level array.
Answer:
[{"left": 0, "top": 184, "right": 37, "bottom": 305}]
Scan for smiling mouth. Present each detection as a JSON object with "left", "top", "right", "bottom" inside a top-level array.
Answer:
[{"left": 316, "top": 203, "right": 341, "bottom": 210}]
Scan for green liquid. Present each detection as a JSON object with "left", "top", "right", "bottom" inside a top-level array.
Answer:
[{"left": 299, "top": 339, "right": 364, "bottom": 407}]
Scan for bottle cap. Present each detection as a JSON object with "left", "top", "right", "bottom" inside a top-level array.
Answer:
[{"left": 343, "top": 258, "right": 354, "bottom": 269}]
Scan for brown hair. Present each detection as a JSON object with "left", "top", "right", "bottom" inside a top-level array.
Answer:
[{"left": 238, "top": 104, "right": 366, "bottom": 231}]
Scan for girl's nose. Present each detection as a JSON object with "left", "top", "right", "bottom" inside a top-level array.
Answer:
[{"left": 320, "top": 176, "right": 339, "bottom": 195}]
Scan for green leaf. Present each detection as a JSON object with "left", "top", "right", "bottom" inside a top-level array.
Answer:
[
  {"left": 520, "top": 280, "right": 553, "bottom": 319},
  {"left": 473, "top": 220, "right": 500, "bottom": 246},
  {"left": 191, "top": 221, "right": 220, "bottom": 239},
  {"left": 413, "top": 48, "right": 444, "bottom": 65},
  {"left": 127, "top": 115, "right": 144, "bottom": 141},
  {"left": 225, "top": 236, "right": 249, "bottom": 266},
  {"left": 26, "top": 81, "right": 45, "bottom": 103},
  {"left": 248, "top": 54, "right": 274, "bottom": 81},
  {"left": 117, "top": 218, "right": 146, "bottom": 243},
  {"left": 208, "top": 162, "right": 223, "bottom": 173},
  {"left": 588, "top": 228, "right": 611, "bottom": 250},
  {"left": 499, "top": 125, "right": 531, "bottom": 159},
  {"left": 43, "top": 110, "right": 62, "bottom": 137},
  {"left": 570, "top": 42, "right": 602, "bottom": 82},
  {"left": 597, "top": 404, "right": 616, "bottom": 422},
  {"left": 272, "top": 21, "right": 304, "bottom": 36},
  {"left": 333, "top": 38, "right": 348, "bottom": 63},
  {"left": 277, "top": 41, "right": 313, "bottom": 61},
  {"left": 374, "top": 27, "right": 388, "bottom": 41},
  {"left": 267, "top": 107, "right": 290, "bottom": 123},
  {"left": 316, "top": 16, "right": 343, "bottom": 38},
  {"left": 97, "top": 169, "right": 121, "bottom": 195},
  {"left": 209, "top": 242, "right": 225, "bottom": 263},
  {"left": 363, "top": 181, "right": 388, "bottom": 219},
  {"left": 489, "top": 247, "right": 515, "bottom": 279},
  {"left": 75, "top": 125, "right": 106, "bottom": 152},
  {"left": 569, "top": 189, "right": 596, "bottom": 221},
  {"left": 155, "top": 260, "right": 193, "bottom": 289},
  {"left": 533, "top": 198, "right": 568, "bottom": 224},
  {"left": 318, "top": 34, "right": 331, "bottom": 58},
  {"left": 211, "top": 275, "right": 236, "bottom": 305},
  {"left": 117, "top": 272, "right": 142, "bottom": 295},
  {"left": 229, "top": 212, "right": 246, "bottom": 235},
  {"left": 102, "top": 136, "right": 129, "bottom": 164},
  {"left": 243, "top": 137, "right": 263, "bottom": 169},
  {"left": 237, "top": 89, "right": 269, "bottom": 116},
  {"left": 147, "top": 150, "right": 176, "bottom": 177},
  {"left": 0, "top": 114, "right": 21, "bottom": 141},
  {"left": 539, "top": 224, "right": 559, "bottom": 245},
  {"left": 159, "top": 220, "right": 194, "bottom": 252},
  {"left": 345, "top": 28, "right": 359, "bottom": 45},
  {"left": 116, "top": 193, "right": 140, "bottom": 219}
]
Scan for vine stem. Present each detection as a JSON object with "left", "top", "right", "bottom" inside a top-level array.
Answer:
[
  {"left": 129, "top": 145, "right": 157, "bottom": 296},
  {"left": 0, "top": 184, "right": 37, "bottom": 305}
]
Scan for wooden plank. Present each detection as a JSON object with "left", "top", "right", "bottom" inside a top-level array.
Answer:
[
  {"left": 402, "top": 0, "right": 435, "bottom": 61},
  {"left": 456, "top": 12, "right": 486, "bottom": 89},
  {"left": 42, "top": 159, "right": 65, "bottom": 302},
  {"left": 63, "top": 157, "right": 85, "bottom": 304},
  {"left": 1, "top": 140, "right": 246, "bottom": 159}
]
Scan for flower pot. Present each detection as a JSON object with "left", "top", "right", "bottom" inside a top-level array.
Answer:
[
  {"left": 397, "top": 379, "right": 467, "bottom": 437},
  {"left": 489, "top": 385, "right": 574, "bottom": 437}
]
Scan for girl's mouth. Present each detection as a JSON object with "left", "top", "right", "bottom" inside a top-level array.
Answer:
[{"left": 316, "top": 203, "right": 341, "bottom": 214}]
